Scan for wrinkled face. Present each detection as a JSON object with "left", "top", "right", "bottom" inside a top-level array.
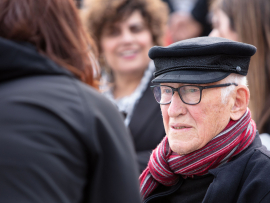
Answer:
[
  {"left": 100, "top": 11, "right": 154, "bottom": 74},
  {"left": 209, "top": 9, "right": 238, "bottom": 41},
  {"left": 160, "top": 82, "right": 233, "bottom": 155}
]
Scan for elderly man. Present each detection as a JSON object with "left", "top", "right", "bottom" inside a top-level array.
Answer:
[{"left": 140, "top": 37, "right": 270, "bottom": 203}]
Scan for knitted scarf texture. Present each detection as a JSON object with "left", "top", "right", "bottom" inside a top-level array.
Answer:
[{"left": 140, "top": 109, "right": 256, "bottom": 199}]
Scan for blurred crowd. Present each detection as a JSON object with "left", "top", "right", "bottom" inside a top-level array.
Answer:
[{"left": 0, "top": 0, "right": 270, "bottom": 202}]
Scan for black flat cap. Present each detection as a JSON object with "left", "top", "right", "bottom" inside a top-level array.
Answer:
[{"left": 149, "top": 37, "right": 256, "bottom": 84}]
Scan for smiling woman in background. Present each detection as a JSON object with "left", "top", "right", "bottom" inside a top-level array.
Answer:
[{"left": 83, "top": 0, "right": 168, "bottom": 172}]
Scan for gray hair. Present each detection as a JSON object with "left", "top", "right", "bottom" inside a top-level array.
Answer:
[{"left": 220, "top": 73, "right": 247, "bottom": 104}]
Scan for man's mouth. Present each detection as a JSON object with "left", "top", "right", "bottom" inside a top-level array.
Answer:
[
  {"left": 173, "top": 126, "right": 187, "bottom": 129},
  {"left": 171, "top": 125, "right": 192, "bottom": 130}
]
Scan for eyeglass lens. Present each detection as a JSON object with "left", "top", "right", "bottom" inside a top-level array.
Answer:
[{"left": 153, "top": 86, "right": 201, "bottom": 105}]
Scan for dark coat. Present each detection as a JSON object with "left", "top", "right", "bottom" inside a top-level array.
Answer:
[
  {"left": 0, "top": 37, "right": 142, "bottom": 203},
  {"left": 144, "top": 133, "right": 270, "bottom": 203},
  {"left": 129, "top": 80, "right": 166, "bottom": 173}
]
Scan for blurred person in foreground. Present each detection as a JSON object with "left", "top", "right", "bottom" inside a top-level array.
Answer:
[
  {"left": 0, "top": 0, "right": 141, "bottom": 202},
  {"left": 210, "top": 0, "right": 270, "bottom": 149},
  {"left": 83, "top": 0, "right": 168, "bottom": 172},
  {"left": 139, "top": 37, "right": 270, "bottom": 203}
]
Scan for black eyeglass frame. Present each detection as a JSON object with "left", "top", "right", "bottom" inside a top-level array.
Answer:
[{"left": 150, "top": 83, "right": 238, "bottom": 105}]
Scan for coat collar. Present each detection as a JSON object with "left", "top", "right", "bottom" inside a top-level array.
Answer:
[{"left": 209, "top": 131, "right": 262, "bottom": 177}]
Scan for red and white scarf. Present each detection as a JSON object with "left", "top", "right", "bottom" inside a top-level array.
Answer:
[{"left": 140, "top": 109, "right": 256, "bottom": 199}]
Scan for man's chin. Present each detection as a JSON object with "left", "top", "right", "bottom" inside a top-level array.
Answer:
[{"left": 169, "top": 140, "right": 199, "bottom": 155}]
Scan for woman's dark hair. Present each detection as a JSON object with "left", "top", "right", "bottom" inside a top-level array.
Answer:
[
  {"left": 211, "top": 0, "right": 270, "bottom": 132},
  {"left": 0, "top": 0, "right": 98, "bottom": 88}
]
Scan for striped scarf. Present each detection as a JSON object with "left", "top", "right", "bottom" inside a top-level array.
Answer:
[{"left": 140, "top": 109, "right": 256, "bottom": 199}]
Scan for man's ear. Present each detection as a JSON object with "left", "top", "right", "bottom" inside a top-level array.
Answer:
[{"left": 230, "top": 85, "right": 250, "bottom": 120}]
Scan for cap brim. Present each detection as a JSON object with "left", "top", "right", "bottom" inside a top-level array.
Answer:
[{"left": 152, "top": 70, "right": 231, "bottom": 84}]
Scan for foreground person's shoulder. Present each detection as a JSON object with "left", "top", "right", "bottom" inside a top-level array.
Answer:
[{"left": 71, "top": 79, "right": 119, "bottom": 113}]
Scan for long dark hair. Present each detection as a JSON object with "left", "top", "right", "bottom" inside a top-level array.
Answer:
[
  {"left": 0, "top": 0, "right": 99, "bottom": 88},
  {"left": 213, "top": 0, "right": 270, "bottom": 132}
]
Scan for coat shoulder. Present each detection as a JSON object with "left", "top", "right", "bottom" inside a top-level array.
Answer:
[{"left": 237, "top": 147, "right": 270, "bottom": 202}]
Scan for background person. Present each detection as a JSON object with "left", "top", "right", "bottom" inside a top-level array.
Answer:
[
  {"left": 0, "top": 0, "right": 141, "bottom": 202},
  {"left": 163, "top": 0, "right": 212, "bottom": 44},
  {"left": 209, "top": 0, "right": 270, "bottom": 149},
  {"left": 140, "top": 37, "right": 270, "bottom": 203},
  {"left": 83, "top": 0, "right": 168, "bottom": 172}
]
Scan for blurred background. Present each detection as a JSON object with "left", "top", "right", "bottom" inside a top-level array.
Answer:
[{"left": 78, "top": 0, "right": 270, "bottom": 153}]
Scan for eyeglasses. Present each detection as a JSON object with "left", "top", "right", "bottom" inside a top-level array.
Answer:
[{"left": 151, "top": 83, "right": 238, "bottom": 105}]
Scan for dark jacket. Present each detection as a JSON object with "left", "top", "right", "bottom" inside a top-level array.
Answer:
[
  {"left": 129, "top": 79, "right": 166, "bottom": 173},
  {"left": 144, "top": 133, "right": 270, "bottom": 203},
  {"left": 0, "top": 37, "right": 142, "bottom": 203}
]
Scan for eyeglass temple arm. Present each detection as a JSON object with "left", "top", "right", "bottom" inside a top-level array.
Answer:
[{"left": 203, "top": 83, "right": 238, "bottom": 89}]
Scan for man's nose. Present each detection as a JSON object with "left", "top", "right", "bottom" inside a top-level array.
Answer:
[{"left": 167, "top": 91, "right": 187, "bottom": 117}]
